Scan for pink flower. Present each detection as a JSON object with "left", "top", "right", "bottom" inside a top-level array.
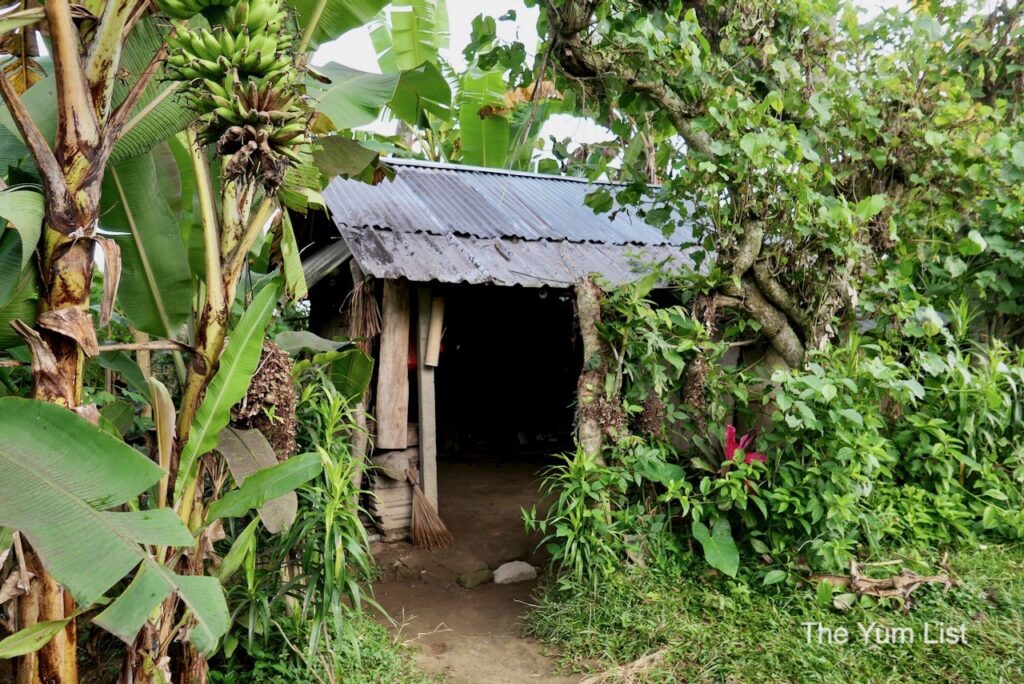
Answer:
[{"left": 725, "top": 425, "right": 766, "bottom": 465}]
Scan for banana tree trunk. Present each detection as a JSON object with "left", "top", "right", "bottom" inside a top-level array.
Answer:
[{"left": 17, "top": 219, "right": 96, "bottom": 684}]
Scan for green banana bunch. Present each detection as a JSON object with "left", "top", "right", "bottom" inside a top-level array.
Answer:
[
  {"left": 162, "top": 0, "right": 310, "bottom": 188},
  {"left": 166, "top": 24, "right": 293, "bottom": 81},
  {"left": 223, "top": 0, "right": 288, "bottom": 33},
  {"left": 154, "top": 0, "right": 233, "bottom": 20}
]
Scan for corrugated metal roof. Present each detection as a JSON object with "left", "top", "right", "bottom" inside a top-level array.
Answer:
[
  {"left": 335, "top": 226, "right": 690, "bottom": 288},
  {"left": 323, "top": 158, "right": 698, "bottom": 287}
]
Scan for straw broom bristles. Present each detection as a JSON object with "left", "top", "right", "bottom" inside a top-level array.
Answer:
[{"left": 406, "top": 466, "right": 453, "bottom": 550}]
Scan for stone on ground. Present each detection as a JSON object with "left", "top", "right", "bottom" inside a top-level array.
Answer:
[
  {"left": 493, "top": 561, "right": 537, "bottom": 584},
  {"left": 458, "top": 566, "right": 493, "bottom": 589}
]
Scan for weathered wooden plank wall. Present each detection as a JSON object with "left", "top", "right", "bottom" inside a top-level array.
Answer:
[{"left": 375, "top": 279, "right": 410, "bottom": 449}]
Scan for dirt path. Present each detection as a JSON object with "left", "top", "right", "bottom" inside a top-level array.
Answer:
[{"left": 371, "top": 457, "right": 577, "bottom": 683}]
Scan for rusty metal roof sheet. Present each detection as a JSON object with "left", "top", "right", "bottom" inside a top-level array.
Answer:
[{"left": 323, "top": 158, "right": 697, "bottom": 287}]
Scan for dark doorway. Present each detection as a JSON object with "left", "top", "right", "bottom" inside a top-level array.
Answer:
[{"left": 432, "top": 284, "right": 580, "bottom": 457}]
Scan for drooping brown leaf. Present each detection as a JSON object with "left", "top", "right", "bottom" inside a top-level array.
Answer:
[
  {"left": 148, "top": 377, "right": 175, "bottom": 508},
  {"left": 37, "top": 306, "right": 99, "bottom": 357},
  {"left": 0, "top": 16, "right": 44, "bottom": 95},
  {"left": 72, "top": 403, "right": 100, "bottom": 425},
  {"left": 0, "top": 568, "right": 34, "bottom": 605},
  {"left": 11, "top": 318, "right": 71, "bottom": 404},
  {"left": 216, "top": 427, "right": 298, "bottom": 534},
  {"left": 95, "top": 236, "right": 122, "bottom": 327}
]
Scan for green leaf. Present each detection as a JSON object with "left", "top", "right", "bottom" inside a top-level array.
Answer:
[
  {"left": 0, "top": 8, "right": 44, "bottom": 38},
  {"left": 1011, "top": 141, "right": 1024, "bottom": 169},
  {"left": 386, "top": 0, "right": 448, "bottom": 70},
  {"left": 0, "top": 267, "right": 37, "bottom": 349},
  {"left": 0, "top": 526, "right": 12, "bottom": 556},
  {"left": 311, "top": 63, "right": 400, "bottom": 130},
  {"left": 0, "top": 619, "right": 73, "bottom": 659},
  {"left": 0, "top": 189, "right": 44, "bottom": 302},
  {"left": 92, "top": 566, "right": 171, "bottom": 645},
  {"left": 216, "top": 428, "right": 298, "bottom": 534},
  {"left": 101, "top": 153, "right": 192, "bottom": 338},
  {"left": 854, "top": 194, "right": 887, "bottom": 221},
  {"left": 838, "top": 408, "right": 863, "bottom": 427},
  {"left": 797, "top": 131, "right": 821, "bottom": 164},
  {"left": 326, "top": 348, "right": 374, "bottom": 403},
  {"left": 108, "top": 17, "right": 198, "bottom": 164},
  {"left": 216, "top": 518, "right": 259, "bottom": 582},
  {"left": 691, "top": 519, "right": 739, "bottom": 577},
  {"left": 389, "top": 61, "right": 452, "bottom": 124},
  {"left": 176, "top": 283, "right": 281, "bottom": 498},
  {"left": 956, "top": 230, "right": 987, "bottom": 256},
  {"left": 95, "top": 352, "right": 149, "bottom": 396},
  {"left": 833, "top": 592, "right": 858, "bottom": 611},
  {"left": 277, "top": 212, "right": 307, "bottom": 301},
  {"left": 459, "top": 69, "right": 510, "bottom": 167},
  {"left": 207, "top": 452, "right": 322, "bottom": 522},
  {"left": 289, "top": 0, "right": 389, "bottom": 51},
  {"left": 312, "top": 136, "right": 379, "bottom": 178},
  {"left": 0, "top": 397, "right": 227, "bottom": 652},
  {"left": 585, "top": 189, "right": 613, "bottom": 213},
  {"left": 763, "top": 569, "right": 787, "bottom": 585},
  {"left": 100, "top": 400, "right": 135, "bottom": 437},
  {"left": 816, "top": 579, "right": 834, "bottom": 605}
]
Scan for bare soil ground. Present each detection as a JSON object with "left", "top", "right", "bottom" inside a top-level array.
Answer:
[{"left": 371, "top": 456, "right": 576, "bottom": 684}]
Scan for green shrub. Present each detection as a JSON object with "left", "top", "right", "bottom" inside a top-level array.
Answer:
[{"left": 531, "top": 282, "right": 1024, "bottom": 580}]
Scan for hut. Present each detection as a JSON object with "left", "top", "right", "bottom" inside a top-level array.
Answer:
[{"left": 301, "top": 158, "right": 696, "bottom": 541}]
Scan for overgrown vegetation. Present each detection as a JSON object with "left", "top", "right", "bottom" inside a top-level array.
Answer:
[{"left": 528, "top": 545, "right": 1024, "bottom": 683}]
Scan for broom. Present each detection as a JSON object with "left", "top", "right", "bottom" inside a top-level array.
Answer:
[{"left": 406, "top": 465, "right": 453, "bottom": 550}]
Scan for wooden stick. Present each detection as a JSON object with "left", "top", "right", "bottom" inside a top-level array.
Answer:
[
  {"left": 424, "top": 296, "right": 444, "bottom": 367},
  {"left": 98, "top": 340, "right": 191, "bottom": 353},
  {"left": 417, "top": 287, "right": 438, "bottom": 508}
]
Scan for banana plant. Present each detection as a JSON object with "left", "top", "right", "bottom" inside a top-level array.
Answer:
[
  {"left": 0, "top": 1, "right": 190, "bottom": 679},
  {"left": 0, "top": 0, "right": 454, "bottom": 681},
  {"left": 369, "top": 3, "right": 565, "bottom": 170}
]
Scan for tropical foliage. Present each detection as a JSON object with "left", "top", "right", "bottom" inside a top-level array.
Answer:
[{"left": 0, "top": 0, "right": 445, "bottom": 681}]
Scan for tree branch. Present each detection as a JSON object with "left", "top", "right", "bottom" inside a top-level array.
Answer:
[
  {"left": 0, "top": 70, "right": 69, "bottom": 212},
  {"left": 753, "top": 259, "right": 812, "bottom": 337},
  {"left": 104, "top": 40, "right": 168, "bottom": 153},
  {"left": 731, "top": 222, "right": 765, "bottom": 277},
  {"left": 85, "top": 0, "right": 135, "bottom": 121},
  {"left": 47, "top": 0, "right": 101, "bottom": 155},
  {"left": 738, "top": 278, "right": 805, "bottom": 367}
]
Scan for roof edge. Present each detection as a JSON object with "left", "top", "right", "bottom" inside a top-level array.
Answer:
[{"left": 380, "top": 156, "right": 641, "bottom": 187}]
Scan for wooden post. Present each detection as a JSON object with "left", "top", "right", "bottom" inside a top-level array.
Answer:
[
  {"left": 375, "top": 280, "right": 410, "bottom": 450},
  {"left": 417, "top": 286, "right": 439, "bottom": 508}
]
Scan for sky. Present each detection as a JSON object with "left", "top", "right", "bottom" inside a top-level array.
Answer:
[{"left": 312, "top": 1, "right": 904, "bottom": 149}]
